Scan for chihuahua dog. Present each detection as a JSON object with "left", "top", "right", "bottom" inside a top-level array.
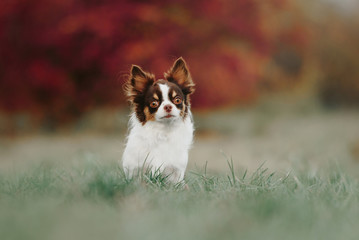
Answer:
[{"left": 122, "top": 57, "right": 195, "bottom": 183}]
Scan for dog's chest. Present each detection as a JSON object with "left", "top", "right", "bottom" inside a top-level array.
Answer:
[
  {"left": 142, "top": 120, "right": 192, "bottom": 149},
  {"left": 125, "top": 113, "right": 194, "bottom": 168}
]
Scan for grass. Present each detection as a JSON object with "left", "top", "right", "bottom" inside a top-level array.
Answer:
[{"left": 0, "top": 159, "right": 359, "bottom": 240}]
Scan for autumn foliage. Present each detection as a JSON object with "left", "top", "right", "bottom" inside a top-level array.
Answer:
[{"left": 0, "top": 0, "right": 311, "bottom": 122}]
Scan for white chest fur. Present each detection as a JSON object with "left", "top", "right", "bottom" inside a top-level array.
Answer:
[{"left": 122, "top": 112, "right": 194, "bottom": 182}]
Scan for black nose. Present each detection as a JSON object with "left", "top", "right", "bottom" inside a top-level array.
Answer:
[{"left": 164, "top": 104, "right": 172, "bottom": 113}]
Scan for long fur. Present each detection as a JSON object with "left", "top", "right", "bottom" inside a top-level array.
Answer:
[{"left": 122, "top": 57, "right": 195, "bottom": 183}]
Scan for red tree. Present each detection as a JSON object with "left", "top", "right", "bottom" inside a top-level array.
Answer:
[{"left": 0, "top": 0, "right": 307, "bottom": 122}]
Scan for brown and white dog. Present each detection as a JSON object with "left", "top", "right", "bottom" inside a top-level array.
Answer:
[{"left": 122, "top": 57, "right": 195, "bottom": 183}]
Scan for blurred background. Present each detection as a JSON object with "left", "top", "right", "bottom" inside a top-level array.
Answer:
[{"left": 0, "top": 0, "right": 359, "bottom": 172}]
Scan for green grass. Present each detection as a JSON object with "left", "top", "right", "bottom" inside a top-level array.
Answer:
[{"left": 0, "top": 159, "right": 359, "bottom": 240}]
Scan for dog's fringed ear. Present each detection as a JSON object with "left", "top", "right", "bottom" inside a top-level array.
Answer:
[
  {"left": 165, "top": 57, "right": 195, "bottom": 96},
  {"left": 125, "top": 65, "right": 155, "bottom": 103},
  {"left": 130, "top": 65, "right": 154, "bottom": 93}
]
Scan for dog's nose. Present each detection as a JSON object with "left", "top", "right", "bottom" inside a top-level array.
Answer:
[{"left": 164, "top": 104, "right": 172, "bottom": 113}]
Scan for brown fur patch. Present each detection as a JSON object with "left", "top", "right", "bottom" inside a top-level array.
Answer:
[
  {"left": 124, "top": 65, "right": 156, "bottom": 124},
  {"left": 144, "top": 106, "right": 155, "bottom": 122},
  {"left": 164, "top": 57, "right": 195, "bottom": 104},
  {"left": 124, "top": 65, "right": 155, "bottom": 105}
]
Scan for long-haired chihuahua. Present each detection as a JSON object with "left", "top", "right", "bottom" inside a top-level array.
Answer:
[{"left": 122, "top": 57, "right": 195, "bottom": 183}]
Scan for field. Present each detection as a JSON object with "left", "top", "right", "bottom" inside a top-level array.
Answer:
[
  {"left": 1, "top": 101, "right": 359, "bottom": 240},
  {"left": 1, "top": 160, "right": 359, "bottom": 240}
]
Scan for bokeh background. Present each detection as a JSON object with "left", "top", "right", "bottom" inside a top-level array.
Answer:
[{"left": 1, "top": 0, "right": 359, "bottom": 172}]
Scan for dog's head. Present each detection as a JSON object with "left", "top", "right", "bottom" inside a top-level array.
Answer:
[{"left": 125, "top": 57, "right": 195, "bottom": 125}]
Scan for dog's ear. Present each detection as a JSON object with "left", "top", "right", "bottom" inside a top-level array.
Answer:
[
  {"left": 165, "top": 57, "right": 195, "bottom": 96},
  {"left": 125, "top": 65, "right": 155, "bottom": 103},
  {"left": 130, "top": 65, "right": 154, "bottom": 93}
]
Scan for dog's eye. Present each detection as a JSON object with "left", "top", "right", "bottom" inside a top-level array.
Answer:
[
  {"left": 173, "top": 96, "right": 182, "bottom": 105},
  {"left": 150, "top": 101, "right": 159, "bottom": 108}
]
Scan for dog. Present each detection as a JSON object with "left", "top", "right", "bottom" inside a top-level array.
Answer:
[{"left": 122, "top": 57, "right": 195, "bottom": 183}]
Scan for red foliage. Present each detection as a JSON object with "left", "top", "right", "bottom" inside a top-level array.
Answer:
[{"left": 0, "top": 0, "right": 308, "bottom": 121}]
